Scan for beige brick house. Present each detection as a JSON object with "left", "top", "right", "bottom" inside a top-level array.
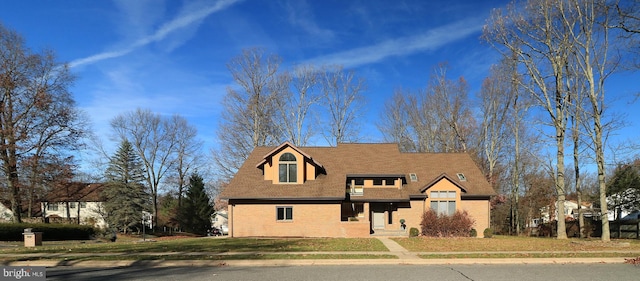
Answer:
[{"left": 220, "top": 142, "right": 495, "bottom": 238}]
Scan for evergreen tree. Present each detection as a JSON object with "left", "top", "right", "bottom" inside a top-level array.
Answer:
[
  {"left": 607, "top": 160, "right": 640, "bottom": 219},
  {"left": 102, "top": 139, "right": 150, "bottom": 234},
  {"left": 178, "top": 172, "right": 213, "bottom": 235}
]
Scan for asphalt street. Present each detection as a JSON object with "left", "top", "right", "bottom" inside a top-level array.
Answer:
[{"left": 45, "top": 264, "right": 640, "bottom": 281}]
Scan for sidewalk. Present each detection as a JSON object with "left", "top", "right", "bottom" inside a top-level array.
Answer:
[{"left": 0, "top": 237, "right": 636, "bottom": 267}]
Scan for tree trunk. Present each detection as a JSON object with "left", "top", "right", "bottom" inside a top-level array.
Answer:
[
  {"left": 594, "top": 115, "right": 610, "bottom": 241},
  {"left": 556, "top": 125, "right": 568, "bottom": 239}
]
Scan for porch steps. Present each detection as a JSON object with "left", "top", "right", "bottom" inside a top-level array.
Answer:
[{"left": 371, "top": 229, "right": 409, "bottom": 237}]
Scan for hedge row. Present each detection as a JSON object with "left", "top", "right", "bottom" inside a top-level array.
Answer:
[{"left": 0, "top": 223, "right": 96, "bottom": 241}]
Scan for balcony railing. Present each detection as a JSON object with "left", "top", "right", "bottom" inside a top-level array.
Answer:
[{"left": 348, "top": 186, "right": 364, "bottom": 196}]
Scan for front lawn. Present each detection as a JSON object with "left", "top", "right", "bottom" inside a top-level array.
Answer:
[
  {"left": 0, "top": 237, "right": 388, "bottom": 254},
  {"left": 393, "top": 235, "right": 640, "bottom": 252}
]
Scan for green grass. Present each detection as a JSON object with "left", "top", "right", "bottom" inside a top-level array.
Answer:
[
  {"left": 419, "top": 252, "right": 639, "bottom": 259},
  {"left": 3, "top": 253, "right": 397, "bottom": 262},
  {"left": 3, "top": 235, "right": 640, "bottom": 261},
  {"left": 0, "top": 237, "right": 388, "bottom": 254},
  {"left": 392, "top": 235, "right": 640, "bottom": 252}
]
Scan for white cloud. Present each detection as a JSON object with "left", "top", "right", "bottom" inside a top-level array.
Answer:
[
  {"left": 69, "top": 0, "right": 243, "bottom": 68},
  {"left": 283, "top": 0, "right": 334, "bottom": 42},
  {"left": 302, "top": 17, "right": 485, "bottom": 68}
]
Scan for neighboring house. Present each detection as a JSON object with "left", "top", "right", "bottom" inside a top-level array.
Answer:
[
  {"left": 41, "top": 183, "right": 107, "bottom": 228},
  {"left": 0, "top": 202, "right": 13, "bottom": 222},
  {"left": 212, "top": 210, "right": 228, "bottom": 231},
  {"left": 220, "top": 142, "right": 495, "bottom": 238},
  {"left": 536, "top": 200, "right": 596, "bottom": 226}
]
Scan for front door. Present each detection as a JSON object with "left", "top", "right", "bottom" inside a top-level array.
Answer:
[{"left": 372, "top": 211, "right": 385, "bottom": 229}]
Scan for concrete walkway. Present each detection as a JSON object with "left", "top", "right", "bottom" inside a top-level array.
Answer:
[{"left": 375, "top": 237, "right": 419, "bottom": 259}]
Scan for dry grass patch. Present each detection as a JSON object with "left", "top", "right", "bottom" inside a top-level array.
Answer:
[{"left": 392, "top": 236, "right": 640, "bottom": 252}]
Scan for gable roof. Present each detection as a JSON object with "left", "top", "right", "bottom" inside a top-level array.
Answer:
[
  {"left": 255, "top": 141, "right": 324, "bottom": 170},
  {"left": 420, "top": 173, "right": 468, "bottom": 193},
  {"left": 220, "top": 143, "right": 495, "bottom": 201},
  {"left": 44, "top": 183, "right": 105, "bottom": 202}
]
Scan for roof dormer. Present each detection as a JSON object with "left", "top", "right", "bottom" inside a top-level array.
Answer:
[{"left": 256, "top": 142, "right": 325, "bottom": 184}]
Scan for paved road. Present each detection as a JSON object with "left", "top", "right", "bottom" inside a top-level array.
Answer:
[{"left": 46, "top": 264, "right": 640, "bottom": 281}]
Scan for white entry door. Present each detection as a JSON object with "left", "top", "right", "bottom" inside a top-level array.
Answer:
[{"left": 373, "top": 212, "right": 385, "bottom": 229}]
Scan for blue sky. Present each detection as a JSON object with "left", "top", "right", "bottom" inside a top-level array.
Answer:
[{"left": 1, "top": 0, "right": 638, "bottom": 171}]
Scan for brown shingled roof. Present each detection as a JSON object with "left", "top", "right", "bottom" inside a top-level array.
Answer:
[{"left": 220, "top": 143, "right": 495, "bottom": 201}]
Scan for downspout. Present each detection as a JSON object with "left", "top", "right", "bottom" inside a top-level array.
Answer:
[{"left": 230, "top": 203, "right": 234, "bottom": 237}]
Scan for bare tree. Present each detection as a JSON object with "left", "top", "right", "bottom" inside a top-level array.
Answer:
[
  {"left": 320, "top": 66, "right": 366, "bottom": 146},
  {"left": 111, "top": 108, "right": 183, "bottom": 229},
  {"left": 213, "top": 48, "right": 282, "bottom": 180},
  {"left": 379, "top": 64, "right": 475, "bottom": 154},
  {"left": 479, "top": 57, "right": 517, "bottom": 188},
  {"left": 564, "top": 0, "right": 619, "bottom": 241},
  {"left": 169, "top": 115, "right": 203, "bottom": 209},
  {"left": 0, "top": 24, "right": 86, "bottom": 222},
  {"left": 405, "top": 88, "right": 440, "bottom": 153},
  {"left": 428, "top": 65, "right": 475, "bottom": 153},
  {"left": 479, "top": 54, "right": 534, "bottom": 235},
  {"left": 377, "top": 89, "right": 417, "bottom": 152},
  {"left": 273, "top": 65, "right": 322, "bottom": 146},
  {"left": 484, "top": 0, "right": 579, "bottom": 239},
  {"left": 614, "top": 0, "right": 640, "bottom": 34}
]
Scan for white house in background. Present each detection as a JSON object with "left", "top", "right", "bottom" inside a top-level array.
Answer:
[
  {"left": 212, "top": 210, "right": 228, "bottom": 233},
  {"left": 536, "top": 200, "right": 596, "bottom": 226},
  {"left": 41, "top": 183, "right": 107, "bottom": 228},
  {"left": 0, "top": 202, "right": 13, "bottom": 222}
]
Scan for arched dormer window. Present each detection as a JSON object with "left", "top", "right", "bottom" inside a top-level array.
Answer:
[{"left": 279, "top": 153, "right": 297, "bottom": 183}]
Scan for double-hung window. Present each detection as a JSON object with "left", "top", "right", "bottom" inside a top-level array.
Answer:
[
  {"left": 279, "top": 153, "right": 297, "bottom": 183},
  {"left": 277, "top": 206, "right": 293, "bottom": 221},
  {"left": 47, "top": 203, "right": 59, "bottom": 211},
  {"left": 430, "top": 191, "right": 456, "bottom": 215}
]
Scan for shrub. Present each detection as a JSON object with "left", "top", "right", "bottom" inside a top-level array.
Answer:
[
  {"left": 0, "top": 223, "right": 96, "bottom": 241},
  {"left": 409, "top": 227, "right": 419, "bottom": 237},
  {"left": 470, "top": 228, "right": 477, "bottom": 237},
  {"left": 420, "top": 209, "right": 475, "bottom": 237},
  {"left": 483, "top": 228, "right": 494, "bottom": 238}
]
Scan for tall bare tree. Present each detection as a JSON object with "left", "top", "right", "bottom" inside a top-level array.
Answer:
[
  {"left": 479, "top": 57, "right": 517, "bottom": 188},
  {"left": 379, "top": 64, "right": 475, "bottom": 154},
  {"left": 0, "top": 24, "right": 86, "bottom": 222},
  {"left": 377, "top": 89, "right": 417, "bottom": 152},
  {"left": 428, "top": 65, "right": 475, "bottom": 153},
  {"left": 480, "top": 54, "right": 532, "bottom": 235},
  {"left": 169, "top": 115, "right": 202, "bottom": 209},
  {"left": 111, "top": 108, "right": 184, "bottom": 229},
  {"left": 484, "top": 0, "right": 578, "bottom": 239},
  {"left": 564, "top": 0, "right": 618, "bottom": 241},
  {"left": 320, "top": 66, "right": 366, "bottom": 146},
  {"left": 273, "top": 65, "right": 322, "bottom": 146},
  {"left": 214, "top": 48, "right": 282, "bottom": 180}
]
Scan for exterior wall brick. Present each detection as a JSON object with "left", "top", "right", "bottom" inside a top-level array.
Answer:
[
  {"left": 229, "top": 197, "right": 491, "bottom": 238},
  {"left": 229, "top": 202, "right": 369, "bottom": 237},
  {"left": 460, "top": 199, "right": 490, "bottom": 238},
  {"left": 396, "top": 200, "right": 425, "bottom": 232}
]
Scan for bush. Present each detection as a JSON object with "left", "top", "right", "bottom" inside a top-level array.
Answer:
[
  {"left": 483, "top": 228, "right": 494, "bottom": 238},
  {"left": 0, "top": 223, "right": 96, "bottom": 241},
  {"left": 420, "top": 209, "right": 475, "bottom": 237},
  {"left": 409, "top": 227, "right": 419, "bottom": 237},
  {"left": 470, "top": 228, "right": 477, "bottom": 237}
]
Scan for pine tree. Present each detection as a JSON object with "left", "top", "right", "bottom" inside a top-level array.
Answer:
[
  {"left": 102, "top": 139, "right": 150, "bottom": 234},
  {"left": 178, "top": 172, "right": 213, "bottom": 235}
]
